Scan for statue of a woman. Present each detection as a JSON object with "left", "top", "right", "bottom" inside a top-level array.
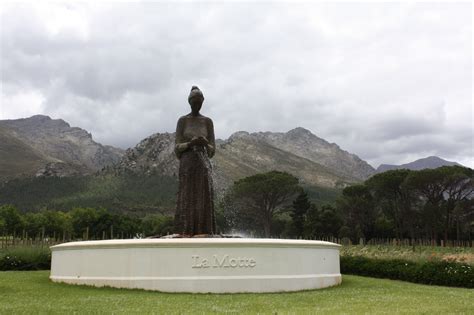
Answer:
[{"left": 174, "top": 86, "right": 216, "bottom": 236}]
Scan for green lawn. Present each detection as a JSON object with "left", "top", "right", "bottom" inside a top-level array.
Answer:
[{"left": 0, "top": 271, "right": 473, "bottom": 314}]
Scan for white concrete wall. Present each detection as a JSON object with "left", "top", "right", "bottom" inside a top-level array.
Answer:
[{"left": 50, "top": 239, "right": 341, "bottom": 293}]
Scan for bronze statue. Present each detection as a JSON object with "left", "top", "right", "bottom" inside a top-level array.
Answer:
[{"left": 174, "top": 86, "right": 216, "bottom": 236}]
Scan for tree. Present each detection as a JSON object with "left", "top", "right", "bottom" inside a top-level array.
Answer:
[
  {"left": 366, "top": 169, "right": 415, "bottom": 239},
  {"left": 113, "top": 214, "right": 141, "bottom": 237},
  {"left": 24, "top": 212, "right": 42, "bottom": 237},
  {"left": 453, "top": 199, "right": 474, "bottom": 242},
  {"left": 70, "top": 207, "right": 102, "bottom": 238},
  {"left": 336, "top": 184, "right": 376, "bottom": 242},
  {"left": 317, "top": 204, "right": 343, "bottom": 238},
  {"left": 403, "top": 168, "right": 446, "bottom": 241},
  {"left": 439, "top": 166, "right": 473, "bottom": 243},
  {"left": 226, "top": 171, "right": 301, "bottom": 237},
  {"left": 291, "top": 191, "right": 310, "bottom": 237},
  {"left": 141, "top": 214, "right": 174, "bottom": 237},
  {"left": 304, "top": 204, "right": 320, "bottom": 239},
  {"left": 304, "top": 204, "right": 342, "bottom": 239},
  {"left": 36, "top": 210, "right": 72, "bottom": 238},
  {"left": 0, "top": 204, "right": 24, "bottom": 234}
]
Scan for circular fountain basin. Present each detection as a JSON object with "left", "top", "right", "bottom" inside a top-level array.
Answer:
[{"left": 50, "top": 238, "right": 341, "bottom": 293}]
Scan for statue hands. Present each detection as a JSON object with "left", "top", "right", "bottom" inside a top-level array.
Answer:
[{"left": 190, "top": 136, "right": 209, "bottom": 147}]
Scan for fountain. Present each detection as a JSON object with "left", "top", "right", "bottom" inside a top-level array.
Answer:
[{"left": 50, "top": 86, "right": 341, "bottom": 293}]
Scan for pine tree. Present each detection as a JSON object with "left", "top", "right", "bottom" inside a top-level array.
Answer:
[{"left": 291, "top": 191, "right": 311, "bottom": 238}]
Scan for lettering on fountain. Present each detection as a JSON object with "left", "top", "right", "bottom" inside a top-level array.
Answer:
[{"left": 192, "top": 255, "right": 257, "bottom": 268}]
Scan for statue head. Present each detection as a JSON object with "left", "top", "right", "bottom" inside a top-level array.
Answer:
[{"left": 188, "top": 86, "right": 204, "bottom": 114}]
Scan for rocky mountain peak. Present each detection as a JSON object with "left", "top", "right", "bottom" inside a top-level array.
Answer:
[
  {"left": 228, "top": 131, "right": 251, "bottom": 141},
  {"left": 247, "top": 128, "right": 375, "bottom": 181},
  {"left": 286, "top": 127, "right": 314, "bottom": 137},
  {"left": 0, "top": 115, "right": 124, "bottom": 177},
  {"left": 285, "top": 127, "right": 331, "bottom": 145},
  {"left": 422, "top": 156, "right": 455, "bottom": 164},
  {"left": 114, "top": 132, "right": 177, "bottom": 176},
  {"left": 20, "top": 114, "right": 70, "bottom": 129},
  {"left": 29, "top": 114, "right": 54, "bottom": 121}
]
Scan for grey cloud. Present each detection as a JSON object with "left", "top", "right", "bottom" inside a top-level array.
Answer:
[
  {"left": 373, "top": 110, "right": 446, "bottom": 141},
  {"left": 1, "top": 2, "right": 472, "bottom": 168}
]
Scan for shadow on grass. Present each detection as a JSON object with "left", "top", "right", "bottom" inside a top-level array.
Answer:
[{"left": 47, "top": 274, "right": 348, "bottom": 297}]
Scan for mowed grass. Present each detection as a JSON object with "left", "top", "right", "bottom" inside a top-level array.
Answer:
[{"left": 0, "top": 271, "right": 473, "bottom": 314}]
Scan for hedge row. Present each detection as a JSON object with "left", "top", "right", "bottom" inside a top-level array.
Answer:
[
  {"left": 340, "top": 255, "right": 474, "bottom": 288},
  {"left": 0, "top": 247, "right": 51, "bottom": 271}
]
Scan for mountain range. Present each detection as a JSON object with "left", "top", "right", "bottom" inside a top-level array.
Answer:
[
  {"left": 110, "top": 127, "right": 375, "bottom": 191},
  {"left": 0, "top": 115, "right": 464, "bottom": 189},
  {"left": 0, "top": 115, "right": 468, "bottom": 213},
  {"left": 376, "top": 156, "right": 461, "bottom": 173},
  {"left": 0, "top": 115, "right": 123, "bottom": 179}
]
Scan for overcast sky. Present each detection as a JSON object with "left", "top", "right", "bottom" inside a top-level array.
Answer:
[{"left": 1, "top": 1, "right": 472, "bottom": 168}]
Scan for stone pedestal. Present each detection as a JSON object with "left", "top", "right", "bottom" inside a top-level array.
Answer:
[{"left": 50, "top": 238, "right": 341, "bottom": 293}]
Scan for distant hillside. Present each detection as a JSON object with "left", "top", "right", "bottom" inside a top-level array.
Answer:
[
  {"left": 250, "top": 127, "right": 375, "bottom": 181},
  {"left": 1, "top": 117, "right": 378, "bottom": 211},
  {"left": 0, "top": 115, "right": 124, "bottom": 180},
  {"left": 215, "top": 130, "right": 356, "bottom": 189},
  {"left": 377, "top": 156, "right": 462, "bottom": 173},
  {"left": 0, "top": 125, "right": 50, "bottom": 179},
  {"left": 0, "top": 173, "right": 178, "bottom": 214}
]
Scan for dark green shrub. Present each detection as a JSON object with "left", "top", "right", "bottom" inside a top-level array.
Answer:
[
  {"left": 0, "top": 247, "right": 51, "bottom": 271},
  {"left": 340, "top": 255, "right": 474, "bottom": 288}
]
